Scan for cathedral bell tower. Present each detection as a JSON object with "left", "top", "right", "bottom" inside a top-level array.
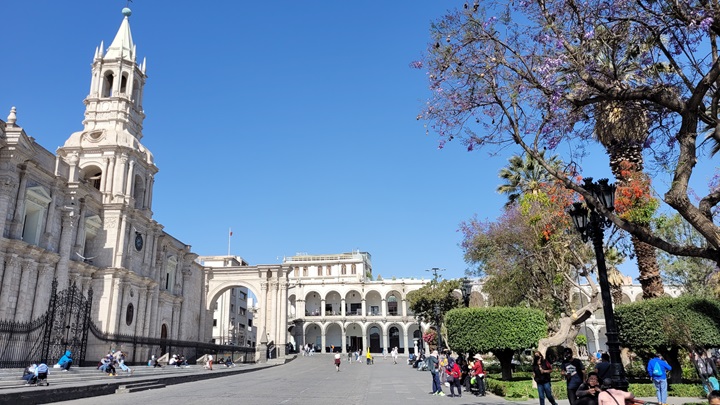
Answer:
[
  {"left": 84, "top": 7, "right": 146, "bottom": 140},
  {"left": 59, "top": 7, "right": 157, "bottom": 212}
]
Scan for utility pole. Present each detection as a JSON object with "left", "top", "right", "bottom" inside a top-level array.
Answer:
[{"left": 426, "top": 267, "right": 445, "bottom": 283}]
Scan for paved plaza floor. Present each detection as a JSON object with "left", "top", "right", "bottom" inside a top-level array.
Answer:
[{"left": 54, "top": 355, "right": 706, "bottom": 405}]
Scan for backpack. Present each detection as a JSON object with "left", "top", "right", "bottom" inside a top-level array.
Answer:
[{"left": 652, "top": 360, "right": 664, "bottom": 377}]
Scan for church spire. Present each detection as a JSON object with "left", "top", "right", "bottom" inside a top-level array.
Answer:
[
  {"left": 104, "top": 7, "right": 134, "bottom": 60},
  {"left": 78, "top": 6, "right": 147, "bottom": 141}
]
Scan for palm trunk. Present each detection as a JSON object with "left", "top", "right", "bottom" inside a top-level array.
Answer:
[{"left": 631, "top": 235, "right": 665, "bottom": 298}]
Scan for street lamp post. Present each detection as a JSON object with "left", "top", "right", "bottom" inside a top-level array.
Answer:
[
  {"left": 461, "top": 278, "right": 472, "bottom": 307},
  {"left": 433, "top": 303, "right": 444, "bottom": 352},
  {"left": 568, "top": 178, "right": 628, "bottom": 391}
]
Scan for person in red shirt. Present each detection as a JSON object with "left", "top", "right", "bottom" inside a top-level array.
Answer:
[
  {"left": 447, "top": 357, "right": 463, "bottom": 397},
  {"left": 470, "top": 354, "right": 486, "bottom": 396}
]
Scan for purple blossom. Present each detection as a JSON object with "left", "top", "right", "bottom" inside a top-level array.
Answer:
[
  {"left": 700, "top": 17, "right": 714, "bottom": 31},
  {"left": 409, "top": 60, "right": 423, "bottom": 69}
]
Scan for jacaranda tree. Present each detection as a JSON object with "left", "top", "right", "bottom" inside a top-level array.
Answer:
[{"left": 418, "top": 1, "right": 720, "bottom": 280}]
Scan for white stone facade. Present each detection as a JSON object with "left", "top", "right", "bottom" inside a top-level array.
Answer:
[
  {"left": 200, "top": 256, "right": 256, "bottom": 346},
  {"left": 285, "top": 252, "right": 428, "bottom": 354},
  {"left": 0, "top": 9, "right": 207, "bottom": 362}
]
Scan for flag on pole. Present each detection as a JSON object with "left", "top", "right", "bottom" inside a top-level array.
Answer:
[{"left": 229, "top": 229, "right": 233, "bottom": 237}]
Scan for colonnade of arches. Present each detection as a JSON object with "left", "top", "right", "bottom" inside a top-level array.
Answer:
[
  {"left": 288, "top": 289, "right": 415, "bottom": 319},
  {"left": 291, "top": 321, "right": 424, "bottom": 354}
]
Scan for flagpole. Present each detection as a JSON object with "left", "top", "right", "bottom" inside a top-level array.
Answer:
[{"left": 228, "top": 227, "right": 231, "bottom": 256}]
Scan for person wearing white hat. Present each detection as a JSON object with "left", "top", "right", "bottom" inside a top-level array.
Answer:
[{"left": 470, "top": 354, "right": 486, "bottom": 396}]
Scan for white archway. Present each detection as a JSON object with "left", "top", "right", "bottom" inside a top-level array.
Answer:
[{"left": 204, "top": 264, "right": 290, "bottom": 363}]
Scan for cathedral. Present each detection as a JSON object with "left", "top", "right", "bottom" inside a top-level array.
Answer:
[{"left": 0, "top": 7, "right": 206, "bottom": 362}]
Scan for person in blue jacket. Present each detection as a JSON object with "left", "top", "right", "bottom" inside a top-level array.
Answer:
[
  {"left": 647, "top": 353, "right": 672, "bottom": 405},
  {"left": 57, "top": 350, "right": 73, "bottom": 371}
]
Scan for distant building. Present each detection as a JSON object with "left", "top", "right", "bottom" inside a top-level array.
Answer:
[{"left": 285, "top": 251, "right": 428, "bottom": 354}]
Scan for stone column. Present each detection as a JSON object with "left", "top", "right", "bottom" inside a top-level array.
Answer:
[
  {"left": 403, "top": 324, "right": 410, "bottom": 354},
  {"left": 31, "top": 263, "right": 55, "bottom": 320},
  {"left": 100, "top": 157, "right": 109, "bottom": 193},
  {"left": 147, "top": 285, "right": 159, "bottom": 337},
  {"left": 171, "top": 300, "right": 181, "bottom": 339},
  {"left": 0, "top": 255, "right": 21, "bottom": 321},
  {"left": 278, "top": 281, "right": 288, "bottom": 354},
  {"left": 321, "top": 328, "right": 326, "bottom": 354},
  {"left": 142, "top": 174, "right": 151, "bottom": 209},
  {"left": 320, "top": 298, "right": 326, "bottom": 317},
  {"left": 15, "top": 259, "right": 39, "bottom": 322},
  {"left": 73, "top": 199, "right": 87, "bottom": 256},
  {"left": 258, "top": 282, "right": 268, "bottom": 342},
  {"left": 10, "top": 165, "right": 27, "bottom": 239},
  {"left": 340, "top": 297, "right": 346, "bottom": 317},
  {"left": 381, "top": 298, "right": 387, "bottom": 317},
  {"left": 134, "top": 283, "right": 148, "bottom": 336},
  {"left": 383, "top": 332, "right": 389, "bottom": 354},
  {"left": 125, "top": 160, "right": 135, "bottom": 196},
  {"left": 178, "top": 268, "right": 192, "bottom": 340},
  {"left": 402, "top": 298, "right": 407, "bottom": 317},
  {"left": 107, "top": 276, "right": 123, "bottom": 334},
  {"left": 297, "top": 298, "right": 305, "bottom": 318},
  {"left": 0, "top": 179, "right": 18, "bottom": 239},
  {"left": 147, "top": 175, "right": 155, "bottom": 211},
  {"left": 55, "top": 211, "right": 78, "bottom": 292},
  {"left": 115, "top": 215, "right": 127, "bottom": 268},
  {"left": 361, "top": 298, "right": 366, "bottom": 317},
  {"left": 341, "top": 326, "right": 347, "bottom": 354},
  {"left": 107, "top": 156, "right": 116, "bottom": 199},
  {"left": 114, "top": 153, "right": 128, "bottom": 199}
]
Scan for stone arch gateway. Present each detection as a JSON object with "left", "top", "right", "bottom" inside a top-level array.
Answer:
[{"left": 204, "top": 264, "right": 290, "bottom": 363}]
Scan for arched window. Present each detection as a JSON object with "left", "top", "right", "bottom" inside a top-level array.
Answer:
[
  {"left": 133, "top": 174, "right": 145, "bottom": 209},
  {"left": 351, "top": 264, "right": 356, "bottom": 274},
  {"left": 120, "top": 73, "right": 128, "bottom": 94},
  {"left": 132, "top": 79, "right": 140, "bottom": 106},
  {"left": 302, "top": 266, "right": 308, "bottom": 277},
  {"left": 126, "top": 303, "right": 134, "bottom": 325},
  {"left": 387, "top": 295, "right": 398, "bottom": 316},
  {"left": 81, "top": 165, "right": 103, "bottom": 191},
  {"left": 326, "top": 265, "right": 331, "bottom": 276},
  {"left": 341, "top": 264, "right": 347, "bottom": 275},
  {"left": 102, "top": 71, "right": 115, "bottom": 97},
  {"left": 165, "top": 256, "right": 177, "bottom": 292},
  {"left": 293, "top": 266, "right": 298, "bottom": 277}
]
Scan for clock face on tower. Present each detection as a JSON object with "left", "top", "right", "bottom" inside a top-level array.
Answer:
[{"left": 135, "top": 233, "right": 144, "bottom": 251}]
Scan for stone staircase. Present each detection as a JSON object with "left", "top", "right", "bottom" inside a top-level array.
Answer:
[
  {"left": 0, "top": 359, "right": 294, "bottom": 405},
  {"left": 115, "top": 380, "right": 166, "bottom": 394}
]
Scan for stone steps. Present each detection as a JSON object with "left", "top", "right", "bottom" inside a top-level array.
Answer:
[
  {"left": 115, "top": 380, "right": 166, "bottom": 394},
  {"left": 0, "top": 366, "right": 200, "bottom": 390}
]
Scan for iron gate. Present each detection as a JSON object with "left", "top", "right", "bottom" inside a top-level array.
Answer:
[
  {"left": 40, "top": 279, "right": 93, "bottom": 366},
  {"left": 0, "top": 279, "right": 92, "bottom": 367}
]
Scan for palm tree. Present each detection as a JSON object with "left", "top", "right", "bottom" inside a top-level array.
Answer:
[
  {"left": 594, "top": 100, "right": 665, "bottom": 298},
  {"left": 497, "top": 151, "right": 561, "bottom": 207}
]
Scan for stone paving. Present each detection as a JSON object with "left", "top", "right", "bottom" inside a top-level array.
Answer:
[{"left": 48, "top": 355, "right": 707, "bottom": 405}]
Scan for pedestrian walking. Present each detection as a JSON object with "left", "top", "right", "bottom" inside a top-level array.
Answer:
[
  {"left": 647, "top": 353, "right": 671, "bottom": 405},
  {"left": 391, "top": 347, "right": 398, "bottom": 365},
  {"left": 561, "top": 348, "right": 585, "bottom": 405},
  {"left": 533, "top": 351, "right": 557, "bottom": 405},
  {"left": 426, "top": 350, "right": 444, "bottom": 396},
  {"left": 334, "top": 352, "right": 342, "bottom": 372}
]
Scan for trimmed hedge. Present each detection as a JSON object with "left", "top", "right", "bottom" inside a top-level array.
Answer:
[{"left": 485, "top": 377, "right": 706, "bottom": 401}]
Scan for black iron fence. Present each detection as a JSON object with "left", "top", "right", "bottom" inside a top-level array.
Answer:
[
  {"left": 87, "top": 322, "right": 257, "bottom": 365},
  {"left": 0, "top": 278, "right": 257, "bottom": 368},
  {"left": 0, "top": 315, "right": 47, "bottom": 368}
]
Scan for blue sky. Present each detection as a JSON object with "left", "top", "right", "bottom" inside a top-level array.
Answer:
[{"left": 2, "top": 2, "right": 715, "bottom": 282}]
